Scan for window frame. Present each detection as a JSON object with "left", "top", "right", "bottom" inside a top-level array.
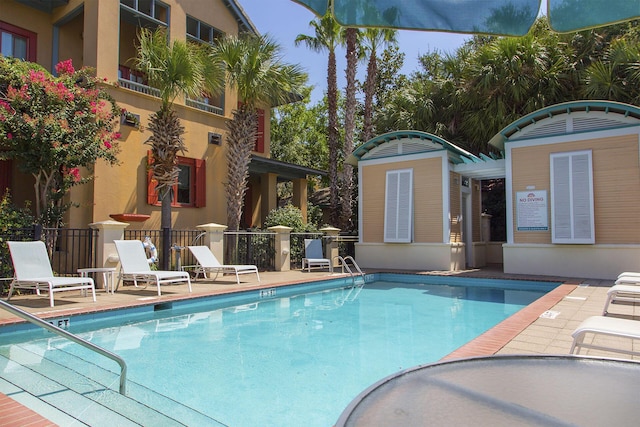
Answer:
[
  {"left": 0, "top": 21, "right": 37, "bottom": 62},
  {"left": 147, "top": 153, "right": 206, "bottom": 208},
  {"left": 550, "top": 150, "right": 595, "bottom": 244},
  {"left": 384, "top": 168, "right": 413, "bottom": 243}
]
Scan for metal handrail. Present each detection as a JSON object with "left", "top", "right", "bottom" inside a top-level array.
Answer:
[
  {"left": 334, "top": 256, "right": 365, "bottom": 286},
  {"left": 0, "top": 299, "right": 127, "bottom": 395}
]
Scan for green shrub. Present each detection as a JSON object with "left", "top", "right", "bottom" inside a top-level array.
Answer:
[
  {"left": 0, "top": 191, "right": 35, "bottom": 294},
  {"left": 263, "top": 204, "right": 317, "bottom": 232}
]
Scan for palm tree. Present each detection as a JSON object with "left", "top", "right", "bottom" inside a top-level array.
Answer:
[
  {"left": 134, "top": 28, "right": 224, "bottom": 268},
  {"left": 215, "top": 33, "right": 305, "bottom": 232},
  {"left": 296, "top": 13, "right": 342, "bottom": 226},
  {"left": 360, "top": 28, "right": 397, "bottom": 143}
]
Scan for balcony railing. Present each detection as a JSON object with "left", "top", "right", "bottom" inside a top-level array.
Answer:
[
  {"left": 117, "top": 79, "right": 161, "bottom": 97},
  {"left": 186, "top": 98, "right": 223, "bottom": 115}
]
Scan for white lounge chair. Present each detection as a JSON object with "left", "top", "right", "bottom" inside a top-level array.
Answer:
[
  {"left": 570, "top": 315, "right": 640, "bottom": 357},
  {"left": 302, "top": 239, "right": 332, "bottom": 272},
  {"left": 114, "top": 240, "right": 191, "bottom": 296},
  {"left": 603, "top": 284, "right": 640, "bottom": 315},
  {"left": 615, "top": 272, "right": 640, "bottom": 285},
  {"left": 7, "top": 240, "right": 96, "bottom": 307},
  {"left": 186, "top": 246, "right": 260, "bottom": 284}
]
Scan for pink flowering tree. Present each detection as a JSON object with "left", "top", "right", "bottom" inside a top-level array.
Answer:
[{"left": 0, "top": 57, "right": 121, "bottom": 227}]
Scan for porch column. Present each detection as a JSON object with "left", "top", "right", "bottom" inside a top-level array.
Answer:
[
  {"left": 83, "top": 0, "right": 119, "bottom": 81},
  {"left": 196, "top": 223, "right": 227, "bottom": 263},
  {"left": 268, "top": 225, "right": 292, "bottom": 271},
  {"left": 320, "top": 226, "right": 341, "bottom": 269},
  {"left": 261, "top": 172, "right": 278, "bottom": 221},
  {"left": 89, "top": 220, "right": 128, "bottom": 288},
  {"left": 292, "top": 177, "right": 308, "bottom": 223}
]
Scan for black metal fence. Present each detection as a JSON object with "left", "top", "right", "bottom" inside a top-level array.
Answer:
[
  {"left": 0, "top": 225, "right": 98, "bottom": 281},
  {"left": 124, "top": 229, "right": 204, "bottom": 270},
  {"left": 224, "top": 231, "right": 275, "bottom": 271},
  {"left": 290, "top": 232, "right": 324, "bottom": 268}
]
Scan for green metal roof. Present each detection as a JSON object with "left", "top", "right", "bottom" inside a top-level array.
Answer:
[
  {"left": 489, "top": 101, "right": 640, "bottom": 150},
  {"left": 347, "top": 130, "right": 481, "bottom": 165}
]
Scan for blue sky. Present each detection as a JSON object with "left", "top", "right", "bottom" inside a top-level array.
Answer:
[{"left": 239, "top": 0, "right": 470, "bottom": 104}]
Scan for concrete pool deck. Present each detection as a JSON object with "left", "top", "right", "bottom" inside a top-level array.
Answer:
[{"left": 0, "top": 266, "right": 638, "bottom": 426}]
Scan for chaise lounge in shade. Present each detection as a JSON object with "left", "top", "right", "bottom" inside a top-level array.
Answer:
[
  {"left": 7, "top": 240, "right": 96, "bottom": 307},
  {"left": 114, "top": 239, "right": 191, "bottom": 296},
  {"left": 186, "top": 245, "right": 260, "bottom": 284},
  {"left": 570, "top": 315, "right": 640, "bottom": 357}
]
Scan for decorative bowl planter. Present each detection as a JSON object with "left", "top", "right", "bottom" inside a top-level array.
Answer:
[{"left": 109, "top": 213, "right": 151, "bottom": 222}]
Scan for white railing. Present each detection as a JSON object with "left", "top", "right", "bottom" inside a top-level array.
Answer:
[
  {"left": 186, "top": 98, "right": 223, "bottom": 115},
  {"left": 117, "top": 79, "right": 160, "bottom": 97}
]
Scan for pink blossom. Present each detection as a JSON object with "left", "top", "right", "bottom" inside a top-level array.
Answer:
[
  {"left": 104, "top": 140, "right": 112, "bottom": 149},
  {"left": 68, "top": 168, "right": 81, "bottom": 182},
  {"left": 7, "top": 133, "right": 13, "bottom": 139},
  {"left": 55, "top": 59, "right": 75, "bottom": 75}
]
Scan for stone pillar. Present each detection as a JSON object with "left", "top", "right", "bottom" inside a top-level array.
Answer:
[
  {"left": 481, "top": 213, "right": 492, "bottom": 242},
  {"left": 320, "top": 226, "right": 341, "bottom": 269},
  {"left": 292, "top": 177, "right": 308, "bottom": 223},
  {"left": 268, "top": 225, "right": 292, "bottom": 272},
  {"left": 196, "top": 223, "right": 227, "bottom": 263},
  {"left": 89, "top": 220, "right": 128, "bottom": 288}
]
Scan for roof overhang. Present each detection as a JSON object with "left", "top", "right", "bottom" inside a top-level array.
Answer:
[
  {"left": 249, "top": 155, "right": 326, "bottom": 181},
  {"left": 489, "top": 100, "right": 640, "bottom": 150}
]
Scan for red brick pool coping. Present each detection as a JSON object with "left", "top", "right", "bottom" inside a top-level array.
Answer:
[{"left": 0, "top": 278, "right": 578, "bottom": 425}]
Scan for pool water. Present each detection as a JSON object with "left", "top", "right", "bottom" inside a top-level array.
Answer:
[{"left": 0, "top": 275, "right": 557, "bottom": 426}]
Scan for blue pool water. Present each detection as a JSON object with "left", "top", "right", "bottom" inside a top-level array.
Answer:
[{"left": 0, "top": 274, "right": 558, "bottom": 426}]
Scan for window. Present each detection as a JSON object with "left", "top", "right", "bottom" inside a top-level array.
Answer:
[
  {"left": 120, "top": 0, "right": 169, "bottom": 25},
  {"left": 186, "top": 16, "right": 223, "bottom": 45},
  {"left": 0, "top": 21, "right": 36, "bottom": 61},
  {"left": 147, "top": 152, "right": 206, "bottom": 207},
  {"left": 384, "top": 169, "right": 413, "bottom": 243},
  {"left": 550, "top": 150, "right": 594, "bottom": 244}
]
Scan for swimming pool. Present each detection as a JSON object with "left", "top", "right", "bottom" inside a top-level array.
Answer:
[{"left": 0, "top": 273, "right": 558, "bottom": 426}]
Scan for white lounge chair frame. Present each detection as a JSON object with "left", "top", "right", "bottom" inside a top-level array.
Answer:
[
  {"left": 603, "top": 284, "right": 640, "bottom": 315},
  {"left": 7, "top": 240, "right": 96, "bottom": 307},
  {"left": 302, "top": 239, "right": 332, "bottom": 272},
  {"left": 185, "top": 246, "right": 260, "bottom": 284},
  {"left": 115, "top": 240, "right": 191, "bottom": 296},
  {"left": 570, "top": 315, "right": 640, "bottom": 357}
]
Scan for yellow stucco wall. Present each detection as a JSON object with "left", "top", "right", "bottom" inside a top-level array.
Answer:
[
  {"left": 510, "top": 133, "right": 640, "bottom": 244},
  {"left": 3, "top": 0, "right": 273, "bottom": 230},
  {"left": 361, "top": 158, "right": 443, "bottom": 243}
]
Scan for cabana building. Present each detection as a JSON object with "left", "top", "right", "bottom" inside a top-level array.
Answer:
[{"left": 351, "top": 101, "right": 640, "bottom": 280}]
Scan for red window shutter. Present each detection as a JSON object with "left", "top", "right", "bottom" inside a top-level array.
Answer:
[
  {"left": 147, "top": 151, "right": 159, "bottom": 205},
  {"left": 0, "top": 21, "right": 37, "bottom": 62},
  {"left": 254, "top": 108, "right": 265, "bottom": 153},
  {"left": 118, "top": 65, "right": 130, "bottom": 80},
  {"left": 194, "top": 158, "right": 206, "bottom": 207}
]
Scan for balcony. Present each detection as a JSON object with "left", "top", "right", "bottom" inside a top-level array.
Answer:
[
  {"left": 117, "top": 79, "right": 160, "bottom": 97},
  {"left": 186, "top": 98, "right": 223, "bottom": 116}
]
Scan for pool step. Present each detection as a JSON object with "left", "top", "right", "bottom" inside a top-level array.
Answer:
[{"left": 0, "top": 345, "right": 224, "bottom": 426}]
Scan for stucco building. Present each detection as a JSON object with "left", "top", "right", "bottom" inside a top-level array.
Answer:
[{"left": 1, "top": 0, "right": 320, "bottom": 230}]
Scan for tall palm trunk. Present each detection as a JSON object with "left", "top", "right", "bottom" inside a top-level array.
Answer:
[
  {"left": 362, "top": 51, "right": 377, "bottom": 142},
  {"left": 146, "top": 107, "right": 185, "bottom": 269},
  {"left": 327, "top": 50, "right": 340, "bottom": 227},
  {"left": 340, "top": 27, "right": 358, "bottom": 231},
  {"left": 225, "top": 105, "right": 258, "bottom": 232}
]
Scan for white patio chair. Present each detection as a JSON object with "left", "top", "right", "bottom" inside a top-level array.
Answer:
[
  {"left": 7, "top": 240, "right": 96, "bottom": 307},
  {"left": 570, "top": 315, "right": 640, "bottom": 357},
  {"left": 114, "top": 240, "right": 191, "bottom": 296},
  {"left": 302, "top": 239, "right": 332, "bottom": 272},
  {"left": 185, "top": 246, "right": 260, "bottom": 284}
]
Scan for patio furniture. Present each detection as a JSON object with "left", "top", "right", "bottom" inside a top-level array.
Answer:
[
  {"left": 78, "top": 267, "right": 117, "bottom": 294},
  {"left": 185, "top": 246, "right": 260, "bottom": 284},
  {"left": 302, "top": 239, "right": 332, "bottom": 272},
  {"left": 114, "top": 240, "right": 191, "bottom": 296},
  {"left": 335, "top": 355, "right": 640, "bottom": 427},
  {"left": 602, "top": 284, "right": 640, "bottom": 315},
  {"left": 570, "top": 315, "right": 640, "bottom": 357},
  {"left": 6, "top": 240, "right": 96, "bottom": 307}
]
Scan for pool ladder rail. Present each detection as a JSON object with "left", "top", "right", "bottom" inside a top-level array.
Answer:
[{"left": 334, "top": 256, "right": 365, "bottom": 286}]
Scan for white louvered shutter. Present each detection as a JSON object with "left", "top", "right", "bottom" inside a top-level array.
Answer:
[
  {"left": 550, "top": 151, "right": 594, "bottom": 244},
  {"left": 384, "top": 169, "right": 413, "bottom": 243}
]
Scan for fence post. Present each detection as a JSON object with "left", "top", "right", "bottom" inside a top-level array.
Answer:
[
  {"left": 320, "top": 226, "right": 341, "bottom": 269},
  {"left": 89, "top": 220, "right": 128, "bottom": 289},
  {"left": 268, "top": 225, "right": 292, "bottom": 272},
  {"left": 196, "top": 223, "right": 227, "bottom": 263}
]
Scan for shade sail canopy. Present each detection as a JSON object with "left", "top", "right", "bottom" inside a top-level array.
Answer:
[{"left": 292, "top": 0, "right": 640, "bottom": 36}]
